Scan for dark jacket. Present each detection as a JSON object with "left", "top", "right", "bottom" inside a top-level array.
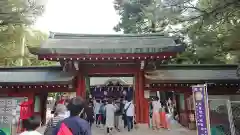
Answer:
[
  {"left": 116, "top": 102, "right": 125, "bottom": 116},
  {"left": 53, "top": 116, "right": 91, "bottom": 135},
  {"left": 85, "top": 105, "right": 94, "bottom": 122}
]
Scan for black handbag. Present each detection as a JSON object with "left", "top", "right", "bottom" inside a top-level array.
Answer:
[{"left": 44, "top": 119, "right": 55, "bottom": 135}]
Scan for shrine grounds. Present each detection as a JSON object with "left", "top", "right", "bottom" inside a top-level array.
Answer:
[{"left": 37, "top": 122, "right": 196, "bottom": 135}]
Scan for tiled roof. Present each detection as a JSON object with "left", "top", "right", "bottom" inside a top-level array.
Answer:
[
  {"left": 146, "top": 64, "right": 240, "bottom": 83},
  {"left": 28, "top": 32, "right": 184, "bottom": 55},
  {"left": 0, "top": 66, "right": 74, "bottom": 85}
]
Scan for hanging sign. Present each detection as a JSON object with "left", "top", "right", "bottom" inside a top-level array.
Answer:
[
  {"left": 0, "top": 97, "right": 26, "bottom": 135},
  {"left": 192, "top": 84, "right": 211, "bottom": 135}
]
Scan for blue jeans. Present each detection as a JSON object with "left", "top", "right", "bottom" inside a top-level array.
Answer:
[{"left": 126, "top": 116, "right": 133, "bottom": 131}]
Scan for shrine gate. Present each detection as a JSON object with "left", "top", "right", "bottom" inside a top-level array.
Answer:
[
  {"left": 1, "top": 33, "right": 239, "bottom": 130},
  {"left": 28, "top": 33, "right": 184, "bottom": 123}
]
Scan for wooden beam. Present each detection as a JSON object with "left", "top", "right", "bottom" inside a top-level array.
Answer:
[
  {"left": 147, "top": 86, "right": 240, "bottom": 95},
  {"left": 39, "top": 52, "right": 176, "bottom": 61},
  {"left": 134, "top": 72, "right": 140, "bottom": 123},
  {"left": 0, "top": 88, "right": 74, "bottom": 94},
  {"left": 146, "top": 87, "right": 192, "bottom": 93},
  {"left": 85, "top": 67, "right": 138, "bottom": 75}
]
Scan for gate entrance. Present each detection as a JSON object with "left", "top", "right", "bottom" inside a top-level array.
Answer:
[{"left": 89, "top": 77, "right": 133, "bottom": 100}]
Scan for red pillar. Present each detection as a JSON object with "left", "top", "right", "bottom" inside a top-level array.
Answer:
[
  {"left": 28, "top": 93, "right": 34, "bottom": 114},
  {"left": 81, "top": 76, "right": 86, "bottom": 98},
  {"left": 139, "top": 71, "right": 144, "bottom": 123},
  {"left": 135, "top": 70, "right": 148, "bottom": 124},
  {"left": 76, "top": 73, "right": 86, "bottom": 98},
  {"left": 76, "top": 74, "right": 82, "bottom": 96},
  {"left": 134, "top": 72, "right": 140, "bottom": 123},
  {"left": 184, "top": 92, "right": 191, "bottom": 127},
  {"left": 140, "top": 71, "right": 149, "bottom": 123}
]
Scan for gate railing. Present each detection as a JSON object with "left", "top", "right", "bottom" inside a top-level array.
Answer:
[
  {"left": 208, "top": 99, "right": 236, "bottom": 135},
  {"left": 229, "top": 101, "right": 240, "bottom": 135}
]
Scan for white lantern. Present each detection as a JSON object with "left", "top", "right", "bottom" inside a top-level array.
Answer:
[
  {"left": 74, "top": 61, "right": 79, "bottom": 70},
  {"left": 123, "top": 90, "right": 126, "bottom": 95},
  {"left": 104, "top": 91, "right": 107, "bottom": 95}
]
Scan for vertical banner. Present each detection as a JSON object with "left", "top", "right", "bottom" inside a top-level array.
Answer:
[{"left": 192, "top": 84, "right": 211, "bottom": 135}]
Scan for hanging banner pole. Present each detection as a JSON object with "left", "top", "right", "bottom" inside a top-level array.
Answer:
[{"left": 192, "top": 84, "right": 211, "bottom": 135}]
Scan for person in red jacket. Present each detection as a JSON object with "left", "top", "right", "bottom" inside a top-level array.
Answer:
[
  {"left": 58, "top": 95, "right": 67, "bottom": 104},
  {"left": 52, "top": 96, "right": 68, "bottom": 115}
]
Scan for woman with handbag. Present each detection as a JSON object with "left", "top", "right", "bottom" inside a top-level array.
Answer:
[{"left": 124, "top": 98, "right": 134, "bottom": 132}]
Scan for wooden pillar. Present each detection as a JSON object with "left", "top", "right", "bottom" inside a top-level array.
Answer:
[
  {"left": 85, "top": 75, "right": 90, "bottom": 98},
  {"left": 184, "top": 92, "right": 191, "bottom": 127},
  {"left": 139, "top": 71, "right": 147, "bottom": 123},
  {"left": 76, "top": 74, "right": 82, "bottom": 96},
  {"left": 81, "top": 76, "right": 86, "bottom": 98},
  {"left": 135, "top": 70, "right": 148, "bottom": 123},
  {"left": 42, "top": 93, "right": 48, "bottom": 125},
  {"left": 134, "top": 72, "right": 140, "bottom": 123},
  {"left": 27, "top": 93, "right": 34, "bottom": 114},
  {"left": 76, "top": 72, "right": 86, "bottom": 98}
]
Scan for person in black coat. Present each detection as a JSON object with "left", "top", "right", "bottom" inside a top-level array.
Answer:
[
  {"left": 85, "top": 100, "right": 95, "bottom": 127},
  {"left": 120, "top": 98, "right": 128, "bottom": 128},
  {"left": 114, "top": 99, "right": 122, "bottom": 131}
]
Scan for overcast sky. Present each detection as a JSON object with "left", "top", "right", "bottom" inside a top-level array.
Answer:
[{"left": 34, "top": 0, "right": 120, "bottom": 34}]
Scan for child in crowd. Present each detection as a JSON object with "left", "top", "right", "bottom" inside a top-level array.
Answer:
[{"left": 20, "top": 115, "right": 42, "bottom": 135}]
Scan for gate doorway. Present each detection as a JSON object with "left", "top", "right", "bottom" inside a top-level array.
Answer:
[{"left": 89, "top": 77, "right": 133, "bottom": 100}]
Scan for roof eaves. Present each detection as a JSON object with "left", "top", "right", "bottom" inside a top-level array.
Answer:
[
  {"left": 155, "top": 64, "right": 238, "bottom": 70},
  {"left": 49, "top": 32, "right": 170, "bottom": 39},
  {"left": 0, "top": 66, "right": 62, "bottom": 71}
]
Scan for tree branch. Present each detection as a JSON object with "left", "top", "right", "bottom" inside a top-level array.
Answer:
[{"left": 175, "top": 0, "right": 240, "bottom": 23}]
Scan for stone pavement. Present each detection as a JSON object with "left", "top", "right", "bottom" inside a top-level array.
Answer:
[
  {"left": 37, "top": 123, "right": 196, "bottom": 135},
  {"left": 38, "top": 106, "right": 196, "bottom": 135}
]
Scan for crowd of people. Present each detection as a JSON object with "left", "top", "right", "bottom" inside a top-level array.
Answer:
[
  {"left": 93, "top": 98, "right": 135, "bottom": 134},
  {"left": 19, "top": 96, "right": 91, "bottom": 135},
  {"left": 18, "top": 95, "right": 178, "bottom": 135},
  {"left": 18, "top": 96, "right": 135, "bottom": 135},
  {"left": 149, "top": 97, "right": 177, "bottom": 131}
]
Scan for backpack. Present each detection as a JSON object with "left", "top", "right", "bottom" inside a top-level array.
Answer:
[
  {"left": 57, "top": 123, "right": 73, "bottom": 135},
  {"left": 56, "top": 115, "right": 89, "bottom": 135},
  {"left": 115, "top": 103, "right": 122, "bottom": 115},
  {"left": 44, "top": 127, "right": 55, "bottom": 135}
]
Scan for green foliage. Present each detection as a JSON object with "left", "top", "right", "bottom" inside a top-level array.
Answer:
[
  {"left": 114, "top": 0, "right": 240, "bottom": 64},
  {"left": 0, "top": 0, "right": 44, "bottom": 26},
  {"left": 0, "top": 0, "right": 56, "bottom": 67}
]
